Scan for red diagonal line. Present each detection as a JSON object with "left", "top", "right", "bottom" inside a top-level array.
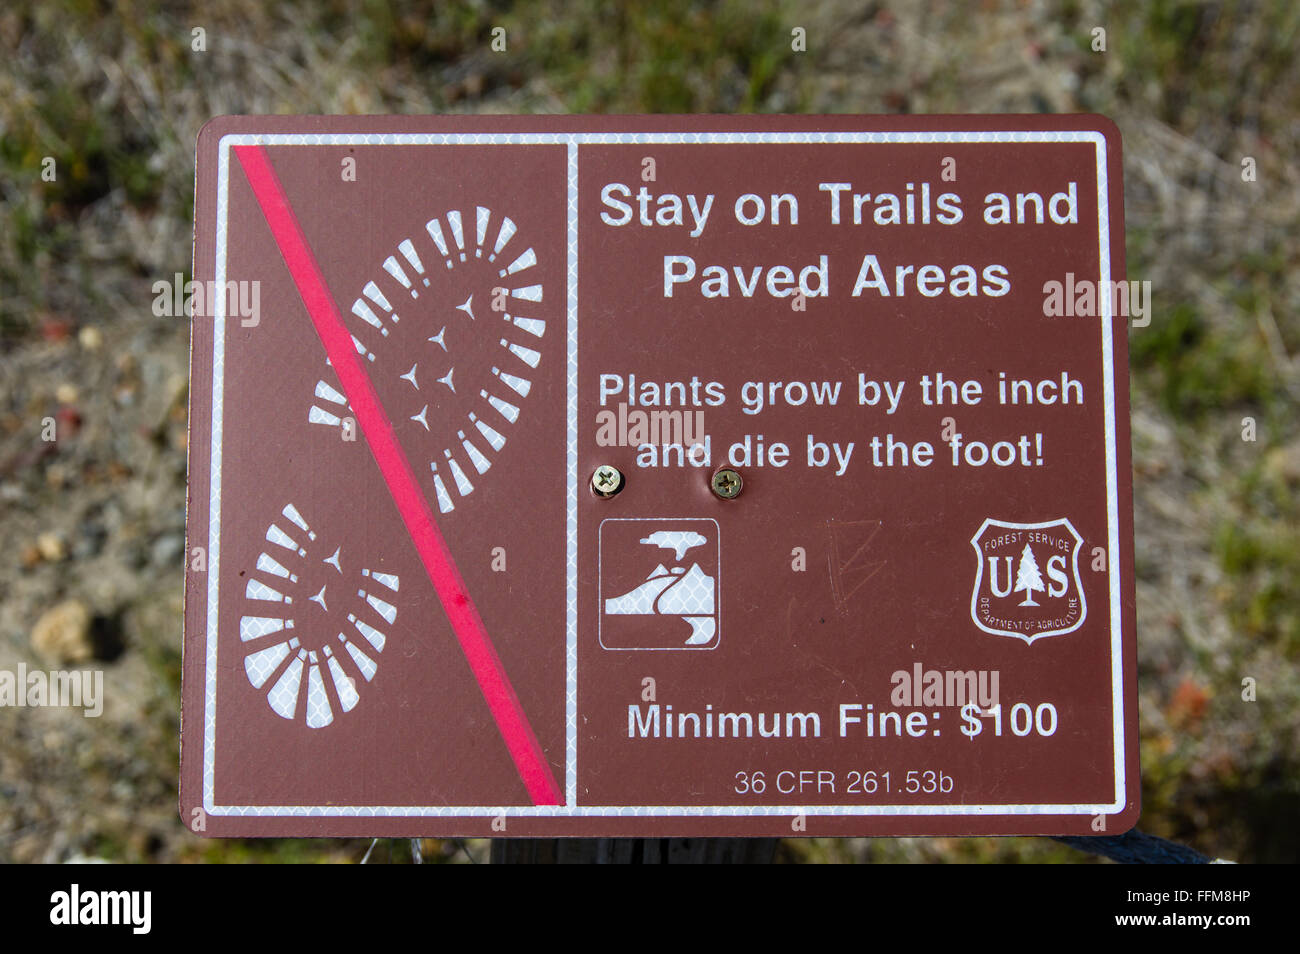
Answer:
[{"left": 234, "top": 144, "right": 562, "bottom": 806}]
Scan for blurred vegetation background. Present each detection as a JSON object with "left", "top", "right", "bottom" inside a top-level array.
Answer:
[{"left": 0, "top": 0, "right": 1296, "bottom": 863}]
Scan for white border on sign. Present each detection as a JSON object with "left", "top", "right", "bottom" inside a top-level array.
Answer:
[{"left": 203, "top": 129, "right": 1126, "bottom": 819}]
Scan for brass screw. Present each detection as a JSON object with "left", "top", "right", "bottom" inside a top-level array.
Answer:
[
  {"left": 591, "top": 464, "right": 623, "bottom": 498},
  {"left": 711, "top": 468, "right": 743, "bottom": 499}
]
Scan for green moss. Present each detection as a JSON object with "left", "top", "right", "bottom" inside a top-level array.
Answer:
[
  {"left": 520, "top": 0, "right": 792, "bottom": 112},
  {"left": 1214, "top": 519, "right": 1300, "bottom": 651},
  {"left": 1129, "top": 303, "right": 1277, "bottom": 421}
]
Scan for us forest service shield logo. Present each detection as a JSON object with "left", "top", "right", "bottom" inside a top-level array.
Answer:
[{"left": 970, "top": 518, "right": 1087, "bottom": 644}]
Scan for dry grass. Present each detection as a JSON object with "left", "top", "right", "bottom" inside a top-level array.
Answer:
[{"left": 0, "top": 0, "right": 1296, "bottom": 862}]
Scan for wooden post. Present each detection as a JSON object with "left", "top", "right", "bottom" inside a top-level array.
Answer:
[{"left": 491, "top": 838, "right": 779, "bottom": 864}]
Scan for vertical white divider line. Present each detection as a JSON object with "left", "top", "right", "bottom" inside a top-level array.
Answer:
[
  {"left": 566, "top": 139, "right": 579, "bottom": 807},
  {"left": 1096, "top": 134, "right": 1126, "bottom": 811},
  {"left": 204, "top": 136, "right": 231, "bottom": 813}
]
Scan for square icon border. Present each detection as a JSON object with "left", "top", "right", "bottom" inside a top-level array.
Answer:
[{"left": 597, "top": 517, "right": 721, "bottom": 651}]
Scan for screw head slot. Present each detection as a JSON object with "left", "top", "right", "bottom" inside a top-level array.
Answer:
[
  {"left": 591, "top": 465, "right": 624, "bottom": 498},
  {"left": 711, "top": 468, "right": 743, "bottom": 499}
]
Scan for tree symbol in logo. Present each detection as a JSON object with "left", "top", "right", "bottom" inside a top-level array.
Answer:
[{"left": 1014, "top": 543, "right": 1046, "bottom": 606}]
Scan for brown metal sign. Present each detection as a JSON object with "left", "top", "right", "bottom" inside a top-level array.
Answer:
[{"left": 181, "top": 115, "right": 1138, "bottom": 837}]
